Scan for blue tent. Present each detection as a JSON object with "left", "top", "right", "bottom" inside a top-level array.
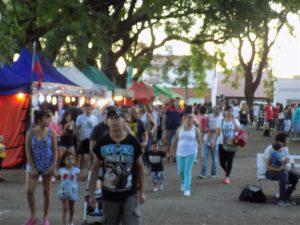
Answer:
[
  {"left": 0, "top": 65, "right": 31, "bottom": 95},
  {"left": 11, "top": 48, "right": 76, "bottom": 87}
]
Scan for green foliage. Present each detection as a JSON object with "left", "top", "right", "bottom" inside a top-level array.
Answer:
[
  {"left": 263, "top": 69, "right": 276, "bottom": 100},
  {"left": 0, "top": 0, "right": 299, "bottom": 90}
]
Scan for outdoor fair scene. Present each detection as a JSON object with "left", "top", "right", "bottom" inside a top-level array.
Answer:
[{"left": 0, "top": 1, "right": 300, "bottom": 225}]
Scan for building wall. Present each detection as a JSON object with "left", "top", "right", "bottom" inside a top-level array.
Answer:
[{"left": 274, "top": 78, "right": 300, "bottom": 105}]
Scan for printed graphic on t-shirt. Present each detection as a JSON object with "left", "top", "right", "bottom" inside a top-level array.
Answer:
[
  {"left": 86, "top": 120, "right": 94, "bottom": 129},
  {"left": 101, "top": 144, "right": 134, "bottom": 192},
  {"left": 222, "top": 121, "right": 235, "bottom": 140},
  {"left": 128, "top": 122, "right": 138, "bottom": 137},
  {"left": 149, "top": 155, "right": 162, "bottom": 164}
]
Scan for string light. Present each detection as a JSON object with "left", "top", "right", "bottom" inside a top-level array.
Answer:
[{"left": 16, "top": 92, "right": 25, "bottom": 101}]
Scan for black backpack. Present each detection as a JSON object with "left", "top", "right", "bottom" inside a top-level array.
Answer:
[{"left": 239, "top": 185, "right": 266, "bottom": 203}]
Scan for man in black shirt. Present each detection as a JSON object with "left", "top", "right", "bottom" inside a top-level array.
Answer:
[{"left": 89, "top": 107, "right": 145, "bottom": 225}]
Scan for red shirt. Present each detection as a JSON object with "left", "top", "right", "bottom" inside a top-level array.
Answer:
[
  {"left": 264, "top": 104, "right": 273, "bottom": 121},
  {"left": 273, "top": 106, "right": 279, "bottom": 119}
]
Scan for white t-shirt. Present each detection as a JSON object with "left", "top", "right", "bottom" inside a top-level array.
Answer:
[
  {"left": 233, "top": 106, "right": 240, "bottom": 119},
  {"left": 253, "top": 105, "right": 260, "bottom": 117},
  {"left": 203, "top": 114, "right": 223, "bottom": 144},
  {"left": 58, "top": 166, "right": 80, "bottom": 188},
  {"left": 76, "top": 114, "right": 98, "bottom": 141},
  {"left": 216, "top": 118, "right": 240, "bottom": 144},
  {"left": 262, "top": 145, "right": 289, "bottom": 174}
]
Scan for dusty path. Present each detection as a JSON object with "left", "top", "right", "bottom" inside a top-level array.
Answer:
[{"left": 0, "top": 128, "right": 299, "bottom": 225}]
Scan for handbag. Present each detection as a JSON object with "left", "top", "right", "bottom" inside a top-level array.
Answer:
[
  {"left": 223, "top": 142, "right": 238, "bottom": 152},
  {"left": 234, "top": 129, "right": 248, "bottom": 147}
]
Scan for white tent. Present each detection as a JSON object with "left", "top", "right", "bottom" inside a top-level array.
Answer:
[{"left": 58, "top": 66, "right": 107, "bottom": 97}]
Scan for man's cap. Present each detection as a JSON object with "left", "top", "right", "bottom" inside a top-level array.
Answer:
[{"left": 106, "top": 106, "right": 123, "bottom": 118}]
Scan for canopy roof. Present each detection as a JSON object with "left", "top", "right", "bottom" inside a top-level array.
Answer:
[
  {"left": 154, "top": 84, "right": 182, "bottom": 98},
  {"left": 11, "top": 48, "right": 76, "bottom": 86},
  {"left": 0, "top": 65, "right": 31, "bottom": 95},
  {"left": 58, "top": 66, "right": 107, "bottom": 97},
  {"left": 58, "top": 66, "right": 94, "bottom": 89},
  {"left": 129, "top": 80, "right": 154, "bottom": 104},
  {"left": 83, "top": 66, "right": 119, "bottom": 91}
]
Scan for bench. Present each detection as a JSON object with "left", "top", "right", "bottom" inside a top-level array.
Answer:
[{"left": 257, "top": 153, "right": 300, "bottom": 185}]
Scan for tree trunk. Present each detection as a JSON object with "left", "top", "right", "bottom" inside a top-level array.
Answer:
[{"left": 244, "top": 71, "right": 255, "bottom": 121}]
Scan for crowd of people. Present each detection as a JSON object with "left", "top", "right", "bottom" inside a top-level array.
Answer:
[{"left": 0, "top": 97, "right": 299, "bottom": 225}]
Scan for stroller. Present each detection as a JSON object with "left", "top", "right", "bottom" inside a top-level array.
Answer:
[{"left": 82, "top": 170, "right": 104, "bottom": 225}]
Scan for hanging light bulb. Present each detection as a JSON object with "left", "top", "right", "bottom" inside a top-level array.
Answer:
[
  {"left": 71, "top": 97, "right": 76, "bottom": 102},
  {"left": 79, "top": 97, "right": 85, "bottom": 106},
  {"left": 65, "top": 96, "right": 71, "bottom": 104},
  {"left": 51, "top": 96, "right": 58, "bottom": 105},
  {"left": 46, "top": 95, "right": 52, "bottom": 103},
  {"left": 90, "top": 98, "right": 96, "bottom": 105},
  {"left": 16, "top": 92, "right": 25, "bottom": 101},
  {"left": 38, "top": 95, "right": 45, "bottom": 103}
]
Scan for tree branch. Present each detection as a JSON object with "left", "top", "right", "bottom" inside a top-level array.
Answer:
[
  {"left": 237, "top": 37, "right": 247, "bottom": 71},
  {"left": 128, "top": 0, "right": 137, "bottom": 18}
]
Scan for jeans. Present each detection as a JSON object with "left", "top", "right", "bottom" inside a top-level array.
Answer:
[
  {"left": 265, "top": 170, "right": 289, "bottom": 201},
  {"left": 240, "top": 123, "right": 248, "bottom": 131},
  {"left": 102, "top": 194, "right": 141, "bottom": 225},
  {"left": 200, "top": 141, "right": 218, "bottom": 176},
  {"left": 284, "top": 119, "right": 291, "bottom": 133},
  {"left": 176, "top": 153, "right": 196, "bottom": 192},
  {"left": 151, "top": 171, "right": 165, "bottom": 185}
]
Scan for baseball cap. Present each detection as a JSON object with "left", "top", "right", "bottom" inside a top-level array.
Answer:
[{"left": 106, "top": 106, "right": 123, "bottom": 118}]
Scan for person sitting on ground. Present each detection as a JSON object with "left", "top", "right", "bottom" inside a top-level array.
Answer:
[{"left": 263, "top": 133, "right": 299, "bottom": 207}]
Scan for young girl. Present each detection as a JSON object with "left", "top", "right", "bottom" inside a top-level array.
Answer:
[
  {"left": 57, "top": 151, "right": 81, "bottom": 225},
  {"left": 23, "top": 110, "right": 57, "bottom": 225}
]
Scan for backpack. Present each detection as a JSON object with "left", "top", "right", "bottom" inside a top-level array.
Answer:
[{"left": 239, "top": 185, "right": 266, "bottom": 203}]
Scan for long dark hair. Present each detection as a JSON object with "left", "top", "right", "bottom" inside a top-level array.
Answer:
[
  {"left": 59, "top": 150, "right": 75, "bottom": 168},
  {"left": 60, "top": 111, "right": 71, "bottom": 126}
]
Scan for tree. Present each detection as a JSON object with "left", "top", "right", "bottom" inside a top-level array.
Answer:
[
  {"left": 0, "top": 0, "right": 236, "bottom": 87},
  {"left": 206, "top": 0, "right": 300, "bottom": 111}
]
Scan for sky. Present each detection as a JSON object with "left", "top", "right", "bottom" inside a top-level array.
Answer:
[{"left": 140, "top": 14, "right": 300, "bottom": 79}]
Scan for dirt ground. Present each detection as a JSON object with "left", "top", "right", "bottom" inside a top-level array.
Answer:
[{"left": 0, "top": 128, "right": 300, "bottom": 225}]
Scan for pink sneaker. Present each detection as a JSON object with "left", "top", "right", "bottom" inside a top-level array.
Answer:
[
  {"left": 22, "top": 218, "right": 37, "bottom": 225},
  {"left": 41, "top": 218, "right": 50, "bottom": 225},
  {"left": 223, "top": 177, "right": 230, "bottom": 184}
]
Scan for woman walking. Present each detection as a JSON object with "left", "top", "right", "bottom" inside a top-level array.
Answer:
[
  {"left": 213, "top": 106, "right": 241, "bottom": 184},
  {"left": 23, "top": 110, "right": 57, "bottom": 225},
  {"left": 239, "top": 103, "right": 251, "bottom": 131},
  {"left": 171, "top": 106, "right": 202, "bottom": 197}
]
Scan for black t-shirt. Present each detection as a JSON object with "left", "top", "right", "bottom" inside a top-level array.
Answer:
[
  {"left": 127, "top": 119, "right": 146, "bottom": 143},
  {"left": 144, "top": 150, "right": 166, "bottom": 172},
  {"left": 93, "top": 134, "right": 142, "bottom": 201},
  {"left": 90, "top": 122, "right": 109, "bottom": 141},
  {"left": 239, "top": 111, "right": 248, "bottom": 125}
]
